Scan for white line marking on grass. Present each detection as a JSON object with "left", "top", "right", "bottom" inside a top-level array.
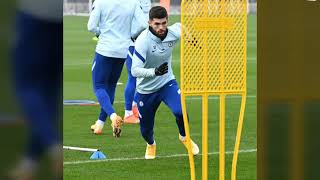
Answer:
[{"left": 64, "top": 148, "right": 256, "bottom": 165}]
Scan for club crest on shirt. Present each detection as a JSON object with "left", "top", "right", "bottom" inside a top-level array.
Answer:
[{"left": 168, "top": 42, "right": 173, "bottom": 47}]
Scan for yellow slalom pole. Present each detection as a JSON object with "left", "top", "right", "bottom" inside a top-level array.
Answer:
[
  {"left": 202, "top": 93, "right": 209, "bottom": 180},
  {"left": 181, "top": 93, "right": 196, "bottom": 180},
  {"left": 219, "top": 94, "right": 225, "bottom": 180},
  {"left": 231, "top": 94, "right": 247, "bottom": 180},
  {"left": 180, "top": 1, "right": 195, "bottom": 179}
]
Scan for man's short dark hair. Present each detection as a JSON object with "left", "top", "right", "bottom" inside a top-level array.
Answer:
[{"left": 149, "top": 6, "right": 168, "bottom": 20}]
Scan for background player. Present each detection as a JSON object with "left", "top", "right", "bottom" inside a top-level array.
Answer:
[
  {"left": 88, "top": 0, "right": 147, "bottom": 137},
  {"left": 123, "top": 0, "right": 151, "bottom": 124}
]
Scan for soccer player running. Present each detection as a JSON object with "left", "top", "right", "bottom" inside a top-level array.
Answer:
[
  {"left": 132, "top": 6, "right": 199, "bottom": 159},
  {"left": 123, "top": 0, "right": 151, "bottom": 124},
  {"left": 88, "top": 0, "right": 146, "bottom": 137}
]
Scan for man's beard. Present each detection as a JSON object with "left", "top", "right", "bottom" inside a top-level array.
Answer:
[
  {"left": 149, "top": 26, "right": 168, "bottom": 41},
  {"left": 157, "top": 31, "right": 166, "bottom": 38}
]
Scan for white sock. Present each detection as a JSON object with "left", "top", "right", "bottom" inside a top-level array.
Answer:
[
  {"left": 124, "top": 110, "right": 133, "bottom": 118},
  {"left": 148, "top": 140, "right": 156, "bottom": 146},
  {"left": 110, "top": 113, "right": 117, "bottom": 121},
  {"left": 96, "top": 119, "right": 104, "bottom": 126},
  {"left": 132, "top": 101, "right": 137, "bottom": 107},
  {"left": 179, "top": 134, "right": 186, "bottom": 141}
]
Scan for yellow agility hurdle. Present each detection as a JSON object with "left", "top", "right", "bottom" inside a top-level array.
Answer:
[{"left": 180, "top": 0, "right": 247, "bottom": 179}]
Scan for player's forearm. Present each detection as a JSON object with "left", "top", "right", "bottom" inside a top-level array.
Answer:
[
  {"left": 132, "top": 67, "right": 155, "bottom": 78},
  {"left": 87, "top": 17, "right": 100, "bottom": 35},
  {"left": 87, "top": 24, "right": 100, "bottom": 35}
]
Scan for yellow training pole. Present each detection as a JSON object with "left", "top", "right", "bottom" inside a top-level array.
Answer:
[
  {"left": 219, "top": 94, "right": 226, "bottom": 180},
  {"left": 231, "top": 94, "right": 247, "bottom": 180},
  {"left": 181, "top": 93, "right": 196, "bottom": 180},
  {"left": 219, "top": 0, "right": 226, "bottom": 178},
  {"left": 202, "top": 94, "right": 209, "bottom": 180},
  {"left": 202, "top": 0, "right": 209, "bottom": 178}
]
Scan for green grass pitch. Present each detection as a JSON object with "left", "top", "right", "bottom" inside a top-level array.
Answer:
[{"left": 63, "top": 15, "right": 256, "bottom": 179}]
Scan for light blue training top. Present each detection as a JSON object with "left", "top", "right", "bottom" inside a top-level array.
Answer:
[
  {"left": 132, "top": 23, "right": 181, "bottom": 94},
  {"left": 87, "top": 0, "right": 147, "bottom": 58},
  {"left": 129, "top": 0, "right": 151, "bottom": 47}
]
